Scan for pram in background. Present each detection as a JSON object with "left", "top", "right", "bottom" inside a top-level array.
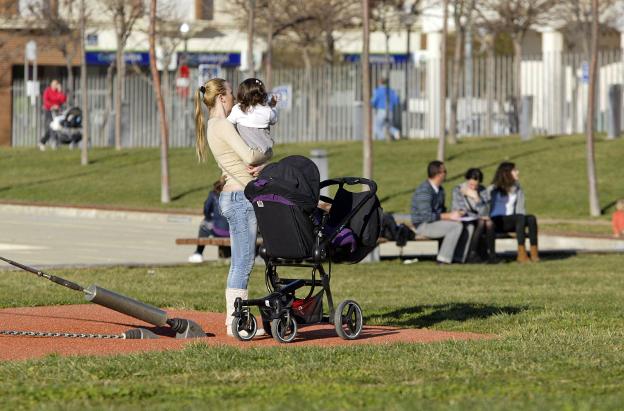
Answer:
[
  {"left": 50, "top": 107, "right": 82, "bottom": 147},
  {"left": 232, "top": 155, "right": 382, "bottom": 343}
]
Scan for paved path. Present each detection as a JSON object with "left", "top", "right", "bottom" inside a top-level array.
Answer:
[
  {"left": 1, "top": 204, "right": 623, "bottom": 268},
  {"left": 0, "top": 205, "right": 204, "bottom": 267}
]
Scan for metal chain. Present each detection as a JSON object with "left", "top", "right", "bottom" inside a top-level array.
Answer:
[{"left": 0, "top": 329, "right": 125, "bottom": 339}]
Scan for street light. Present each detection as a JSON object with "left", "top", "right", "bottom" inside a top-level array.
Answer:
[{"left": 179, "top": 22, "right": 190, "bottom": 62}]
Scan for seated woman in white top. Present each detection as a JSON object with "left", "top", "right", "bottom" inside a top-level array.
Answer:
[{"left": 489, "top": 162, "right": 539, "bottom": 263}]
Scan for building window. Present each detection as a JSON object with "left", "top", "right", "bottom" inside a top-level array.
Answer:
[{"left": 195, "top": 0, "right": 213, "bottom": 21}]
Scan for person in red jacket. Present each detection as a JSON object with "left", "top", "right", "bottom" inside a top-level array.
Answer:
[
  {"left": 613, "top": 199, "right": 624, "bottom": 238},
  {"left": 39, "top": 79, "right": 67, "bottom": 150}
]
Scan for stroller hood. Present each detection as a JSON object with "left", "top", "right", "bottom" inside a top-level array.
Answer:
[{"left": 245, "top": 155, "right": 320, "bottom": 214}]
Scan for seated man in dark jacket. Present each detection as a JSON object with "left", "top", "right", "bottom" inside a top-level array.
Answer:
[{"left": 410, "top": 161, "right": 472, "bottom": 264}]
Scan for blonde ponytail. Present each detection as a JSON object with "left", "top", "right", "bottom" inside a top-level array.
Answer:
[{"left": 193, "top": 78, "right": 228, "bottom": 162}]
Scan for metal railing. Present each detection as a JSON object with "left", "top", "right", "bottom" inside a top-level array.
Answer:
[{"left": 11, "top": 49, "right": 624, "bottom": 147}]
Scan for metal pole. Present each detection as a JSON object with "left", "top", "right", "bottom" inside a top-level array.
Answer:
[{"left": 362, "top": 0, "right": 372, "bottom": 180}]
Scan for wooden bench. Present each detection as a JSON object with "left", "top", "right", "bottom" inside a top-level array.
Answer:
[{"left": 175, "top": 232, "right": 517, "bottom": 261}]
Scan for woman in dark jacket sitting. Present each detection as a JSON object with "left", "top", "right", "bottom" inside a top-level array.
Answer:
[
  {"left": 451, "top": 168, "right": 496, "bottom": 263},
  {"left": 489, "top": 162, "right": 539, "bottom": 263}
]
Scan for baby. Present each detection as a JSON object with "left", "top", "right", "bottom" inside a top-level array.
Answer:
[{"left": 227, "top": 78, "right": 277, "bottom": 155}]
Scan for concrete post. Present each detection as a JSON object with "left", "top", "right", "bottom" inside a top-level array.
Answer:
[
  {"left": 520, "top": 95, "right": 533, "bottom": 141},
  {"left": 542, "top": 30, "right": 564, "bottom": 135},
  {"left": 607, "top": 84, "right": 622, "bottom": 139},
  {"left": 310, "top": 149, "right": 329, "bottom": 196},
  {"left": 353, "top": 101, "right": 363, "bottom": 141}
]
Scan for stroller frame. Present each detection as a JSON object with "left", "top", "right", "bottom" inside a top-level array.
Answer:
[{"left": 232, "top": 177, "right": 376, "bottom": 343}]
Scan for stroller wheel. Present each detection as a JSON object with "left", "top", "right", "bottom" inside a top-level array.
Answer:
[
  {"left": 271, "top": 315, "right": 297, "bottom": 343},
  {"left": 334, "top": 300, "right": 363, "bottom": 340},
  {"left": 231, "top": 314, "right": 258, "bottom": 341}
]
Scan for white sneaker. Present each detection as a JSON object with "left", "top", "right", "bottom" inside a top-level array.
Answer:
[
  {"left": 188, "top": 253, "right": 203, "bottom": 263},
  {"left": 38, "top": 143, "right": 46, "bottom": 151}
]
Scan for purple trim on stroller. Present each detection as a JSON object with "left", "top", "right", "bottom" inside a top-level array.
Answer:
[
  {"left": 254, "top": 179, "right": 269, "bottom": 187},
  {"left": 252, "top": 194, "right": 295, "bottom": 206},
  {"left": 212, "top": 227, "right": 230, "bottom": 237},
  {"left": 333, "top": 228, "right": 357, "bottom": 252}
]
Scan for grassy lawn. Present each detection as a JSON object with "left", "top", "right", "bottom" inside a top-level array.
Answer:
[
  {"left": 1, "top": 255, "right": 623, "bottom": 410},
  {"left": 1, "top": 135, "right": 623, "bottom": 226}
]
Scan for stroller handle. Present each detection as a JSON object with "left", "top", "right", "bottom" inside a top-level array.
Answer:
[{"left": 320, "top": 177, "right": 377, "bottom": 195}]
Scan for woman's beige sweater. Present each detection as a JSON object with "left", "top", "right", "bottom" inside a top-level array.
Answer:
[{"left": 207, "top": 117, "right": 273, "bottom": 192}]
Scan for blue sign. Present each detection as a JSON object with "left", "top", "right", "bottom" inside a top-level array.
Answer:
[
  {"left": 344, "top": 53, "right": 410, "bottom": 64},
  {"left": 86, "top": 51, "right": 150, "bottom": 66},
  {"left": 184, "top": 52, "right": 241, "bottom": 67},
  {"left": 581, "top": 61, "right": 589, "bottom": 84}
]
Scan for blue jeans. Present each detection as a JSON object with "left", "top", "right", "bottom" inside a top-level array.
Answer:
[
  {"left": 373, "top": 109, "right": 400, "bottom": 140},
  {"left": 219, "top": 191, "right": 257, "bottom": 289}
]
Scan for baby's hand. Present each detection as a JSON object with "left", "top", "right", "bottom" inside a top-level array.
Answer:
[
  {"left": 247, "top": 164, "right": 265, "bottom": 177},
  {"left": 268, "top": 95, "right": 278, "bottom": 108}
]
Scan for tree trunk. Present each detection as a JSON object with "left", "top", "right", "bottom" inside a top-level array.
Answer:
[
  {"left": 586, "top": 0, "right": 600, "bottom": 216},
  {"left": 265, "top": 18, "right": 273, "bottom": 89},
  {"left": 324, "top": 31, "right": 335, "bottom": 66},
  {"left": 437, "top": 0, "right": 448, "bottom": 161},
  {"left": 149, "top": 0, "right": 170, "bottom": 204},
  {"left": 65, "top": 60, "right": 74, "bottom": 104},
  {"left": 512, "top": 38, "right": 523, "bottom": 134},
  {"left": 485, "top": 42, "right": 494, "bottom": 136},
  {"left": 115, "top": 37, "right": 123, "bottom": 150},
  {"left": 449, "top": 23, "right": 463, "bottom": 144},
  {"left": 80, "top": 0, "right": 88, "bottom": 166},
  {"left": 247, "top": 0, "right": 256, "bottom": 78},
  {"left": 384, "top": 30, "right": 391, "bottom": 142},
  {"left": 362, "top": 0, "right": 372, "bottom": 180}
]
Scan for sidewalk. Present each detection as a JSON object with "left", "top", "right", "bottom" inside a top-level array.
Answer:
[
  {"left": 0, "top": 204, "right": 622, "bottom": 268},
  {"left": 0, "top": 204, "right": 204, "bottom": 267}
]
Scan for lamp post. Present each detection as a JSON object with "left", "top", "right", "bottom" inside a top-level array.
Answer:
[{"left": 179, "top": 22, "right": 190, "bottom": 62}]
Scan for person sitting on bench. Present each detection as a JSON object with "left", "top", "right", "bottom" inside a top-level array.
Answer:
[
  {"left": 188, "top": 177, "right": 230, "bottom": 263},
  {"left": 489, "top": 162, "right": 539, "bottom": 263},
  {"left": 411, "top": 161, "right": 471, "bottom": 264}
]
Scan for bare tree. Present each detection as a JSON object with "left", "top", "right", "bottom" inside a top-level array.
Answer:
[
  {"left": 586, "top": 0, "right": 600, "bottom": 216},
  {"left": 448, "top": 0, "right": 476, "bottom": 144},
  {"left": 475, "top": 0, "right": 554, "bottom": 133},
  {"left": 556, "top": 0, "right": 618, "bottom": 57},
  {"left": 79, "top": 0, "right": 88, "bottom": 165},
  {"left": 101, "top": 0, "right": 144, "bottom": 150},
  {"left": 148, "top": 0, "right": 170, "bottom": 203},
  {"left": 27, "top": 0, "right": 82, "bottom": 103},
  {"left": 437, "top": 0, "right": 449, "bottom": 161}
]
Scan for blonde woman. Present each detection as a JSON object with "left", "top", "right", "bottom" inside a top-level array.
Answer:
[{"left": 194, "top": 78, "right": 273, "bottom": 336}]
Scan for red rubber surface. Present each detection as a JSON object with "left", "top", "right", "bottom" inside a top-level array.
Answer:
[{"left": 0, "top": 305, "right": 492, "bottom": 362}]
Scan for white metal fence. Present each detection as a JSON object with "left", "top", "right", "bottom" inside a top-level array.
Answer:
[{"left": 11, "top": 49, "right": 624, "bottom": 147}]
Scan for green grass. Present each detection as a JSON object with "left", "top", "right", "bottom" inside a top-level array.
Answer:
[
  {"left": 1, "top": 135, "right": 623, "bottom": 222},
  {"left": 1, "top": 255, "right": 624, "bottom": 410}
]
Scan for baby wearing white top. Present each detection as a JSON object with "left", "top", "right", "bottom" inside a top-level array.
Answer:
[{"left": 227, "top": 78, "right": 278, "bottom": 155}]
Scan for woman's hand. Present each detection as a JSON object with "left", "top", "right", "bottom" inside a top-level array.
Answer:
[{"left": 247, "top": 164, "right": 265, "bottom": 177}]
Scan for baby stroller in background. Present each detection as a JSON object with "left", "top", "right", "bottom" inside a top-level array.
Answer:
[
  {"left": 50, "top": 107, "right": 82, "bottom": 147},
  {"left": 232, "top": 155, "right": 383, "bottom": 343}
]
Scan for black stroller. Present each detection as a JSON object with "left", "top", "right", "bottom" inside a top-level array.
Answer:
[
  {"left": 50, "top": 107, "right": 82, "bottom": 146},
  {"left": 232, "top": 155, "right": 382, "bottom": 343}
]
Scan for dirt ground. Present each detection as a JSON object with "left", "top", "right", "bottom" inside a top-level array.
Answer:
[{"left": 0, "top": 305, "right": 492, "bottom": 362}]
